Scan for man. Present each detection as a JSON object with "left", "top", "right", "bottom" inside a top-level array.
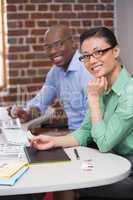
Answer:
[{"left": 9, "top": 24, "right": 93, "bottom": 131}]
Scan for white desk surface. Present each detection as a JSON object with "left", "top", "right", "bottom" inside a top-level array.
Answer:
[
  {"left": 0, "top": 107, "right": 131, "bottom": 196},
  {"left": 0, "top": 146, "right": 131, "bottom": 196}
]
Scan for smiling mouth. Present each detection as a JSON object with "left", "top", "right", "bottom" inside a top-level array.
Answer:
[
  {"left": 53, "top": 55, "right": 63, "bottom": 62},
  {"left": 91, "top": 64, "right": 102, "bottom": 72}
]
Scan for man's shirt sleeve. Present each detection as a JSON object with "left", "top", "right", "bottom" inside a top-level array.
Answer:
[{"left": 27, "top": 69, "right": 57, "bottom": 113}]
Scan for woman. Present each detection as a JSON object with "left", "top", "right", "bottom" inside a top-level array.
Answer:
[{"left": 31, "top": 27, "right": 133, "bottom": 199}]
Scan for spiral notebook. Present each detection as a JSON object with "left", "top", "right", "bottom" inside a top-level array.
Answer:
[{"left": 24, "top": 147, "right": 71, "bottom": 164}]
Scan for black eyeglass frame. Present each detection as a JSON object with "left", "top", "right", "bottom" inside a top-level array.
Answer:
[
  {"left": 79, "top": 46, "right": 115, "bottom": 62},
  {"left": 44, "top": 36, "right": 72, "bottom": 52}
]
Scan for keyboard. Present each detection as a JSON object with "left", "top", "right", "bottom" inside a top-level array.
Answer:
[
  {"left": 2, "top": 118, "right": 21, "bottom": 129},
  {"left": 2, "top": 129, "right": 33, "bottom": 146},
  {"left": 0, "top": 144, "right": 24, "bottom": 156}
]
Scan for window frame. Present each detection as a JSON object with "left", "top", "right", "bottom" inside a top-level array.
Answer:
[{"left": 0, "top": 0, "right": 7, "bottom": 91}]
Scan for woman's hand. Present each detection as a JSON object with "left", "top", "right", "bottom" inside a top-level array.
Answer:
[
  {"left": 87, "top": 77, "right": 108, "bottom": 124},
  {"left": 88, "top": 76, "right": 108, "bottom": 98},
  {"left": 30, "top": 135, "right": 56, "bottom": 150}
]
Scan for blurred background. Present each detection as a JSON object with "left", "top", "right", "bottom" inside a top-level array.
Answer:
[{"left": 0, "top": 0, "right": 132, "bottom": 106}]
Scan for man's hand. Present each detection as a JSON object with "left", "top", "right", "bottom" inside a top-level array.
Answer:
[
  {"left": 8, "top": 106, "right": 41, "bottom": 123},
  {"left": 7, "top": 105, "right": 30, "bottom": 123}
]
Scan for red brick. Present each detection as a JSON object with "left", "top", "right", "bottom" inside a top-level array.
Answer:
[
  {"left": 71, "top": 21, "right": 80, "bottom": 26},
  {"left": 31, "top": 77, "right": 43, "bottom": 84},
  {"left": 27, "top": 85, "right": 41, "bottom": 92},
  {"left": 38, "top": 5, "right": 48, "bottom": 11},
  {"left": 7, "top": 0, "right": 28, "bottom": 3},
  {"left": 25, "top": 5, "right": 36, "bottom": 11},
  {"left": 104, "top": 20, "right": 113, "bottom": 26},
  {"left": 31, "top": 13, "right": 53, "bottom": 19},
  {"left": 9, "top": 46, "right": 29, "bottom": 53},
  {"left": 62, "top": 4, "right": 72, "bottom": 11},
  {"left": 37, "top": 21, "right": 48, "bottom": 27},
  {"left": 93, "top": 20, "right": 102, "bottom": 26},
  {"left": 82, "top": 20, "right": 92, "bottom": 27},
  {"left": 31, "top": 29, "right": 46, "bottom": 35},
  {"left": 78, "top": 0, "right": 98, "bottom": 3},
  {"left": 25, "top": 21, "right": 35, "bottom": 28},
  {"left": 31, "top": 0, "right": 52, "bottom": 3},
  {"left": 9, "top": 62, "right": 30, "bottom": 68},
  {"left": 78, "top": 12, "right": 98, "bottom": 18},
  {"left": 85, "top": 4, "right": 95, "bottom": 10},
  {"left": 100, "top": 12, "right": 113, "bottom": 18},
  {"left": 7, "top": 5, "right": 17, "bottom": 12},
  {"left": 32, "top": 61, "right": 51, "bottom": 67},
  {"left": 8, "top": 30, "right": 28, "bottom": 36},
  {"left": 25, "top": 53, "right": 47, "bottom": 60},
  {"left": 74, "top": 4, "right": 84, "bottom": 11},
  {"left": 9, "top": 70, "right": 19, "bottom": 77},
  {"left": 7, "top": 13, "right": 29, "bottom": 20},
  {"left": 101, "top": 0, "right": 113, "bottom": 3},
  {"left": 7, "top": 21, "right": 23, "bottom": 28},
  {"left": 9, "top": 78, "right": 31, "bottom": 85},
  {"left": 54, "top": 0, "right": 75, "bottom": 2},
  {"left": 47, "top": 20, "right": 59, "bottom": 26},
  {"left": 54, "top": 12, "right": 76, "bottom": 18},
  {"left": 26, "top": 37, "right": 36, "bottom": 44}
]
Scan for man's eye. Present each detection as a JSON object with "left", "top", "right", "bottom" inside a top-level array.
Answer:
[
  {"left": 53, "top": 41, "right": 60, "bottom": 47},
  {"left": 84, "top": 54, "right": 90, "bottom": 59}
]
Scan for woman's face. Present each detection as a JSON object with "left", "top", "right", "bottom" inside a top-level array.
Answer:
[{"left": 80, "top": 37, "right": 120, "bottom": 78}]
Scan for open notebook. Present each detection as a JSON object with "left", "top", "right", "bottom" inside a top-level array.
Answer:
[{"left": 24, "top": 146, "right": 71, "bottom": 164}]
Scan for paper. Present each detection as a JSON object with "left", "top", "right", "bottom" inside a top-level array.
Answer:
[
  {"left": 0, "top": 165, "right": 29, "bottom": 186},
  {"left": 0, "top": 160, "right": 28, "bottom": 179}
]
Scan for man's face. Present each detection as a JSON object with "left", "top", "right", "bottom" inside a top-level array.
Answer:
[
  {"left": 44, "top": 30, "right": 75, "bottom": 69},
  {"left": 80, "top": 37, "right": 119, "bottom": 78}
]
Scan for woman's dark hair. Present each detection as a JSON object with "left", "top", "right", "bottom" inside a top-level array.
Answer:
[{"left": 80, "top": 27, "right": 118, "bottom": 47}]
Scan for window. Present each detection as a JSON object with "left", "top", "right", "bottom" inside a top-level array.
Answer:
[{"left": 0, "top": 0, "right": 5, "bottom": 89}]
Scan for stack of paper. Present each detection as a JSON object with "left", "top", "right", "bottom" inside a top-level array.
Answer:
[{"left": 0, "top": 160, "right": 29, "bottom": 186}]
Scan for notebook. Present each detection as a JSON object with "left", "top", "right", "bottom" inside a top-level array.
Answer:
[
  {"left": 0, "top": 165, "right": 29, "bottom": 186},
  {"left": 0, "top": 160, "right": 28, "bottom": 179},
  {"left": 24, "top": 146, "right": 71, "bottom": 164}
]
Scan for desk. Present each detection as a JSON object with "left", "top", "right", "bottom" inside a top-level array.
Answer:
[
  {"left": 0, "top": 146, "right": 131, "bottom": 196},
  {"left": 0, "top": 107, "right": 131, "bottom": 196}
]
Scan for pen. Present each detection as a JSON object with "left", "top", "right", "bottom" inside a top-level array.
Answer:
[{"left": 74, "top": 148, "right": 80, "bottom": 160}]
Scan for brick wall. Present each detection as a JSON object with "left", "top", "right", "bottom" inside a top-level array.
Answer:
[{"left": 0, "top": 0, "right": 114, "bottom": 106}]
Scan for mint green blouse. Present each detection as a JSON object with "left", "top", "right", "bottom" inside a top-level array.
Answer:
[{"left": 72, "top": 68, "right": 133, "bottom": 156}]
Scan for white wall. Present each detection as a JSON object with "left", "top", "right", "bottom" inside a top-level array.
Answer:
[{"left": 115, "top": 0, "right": 133, "bottom": 74}]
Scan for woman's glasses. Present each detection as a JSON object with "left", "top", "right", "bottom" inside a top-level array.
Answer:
[{"left": 79, "top": 46, "right": 115, "bottom": 62}]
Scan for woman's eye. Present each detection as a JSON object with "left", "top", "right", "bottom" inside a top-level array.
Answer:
[{"left": 94, "top": 51, "right": 102, "bottom": 56}]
